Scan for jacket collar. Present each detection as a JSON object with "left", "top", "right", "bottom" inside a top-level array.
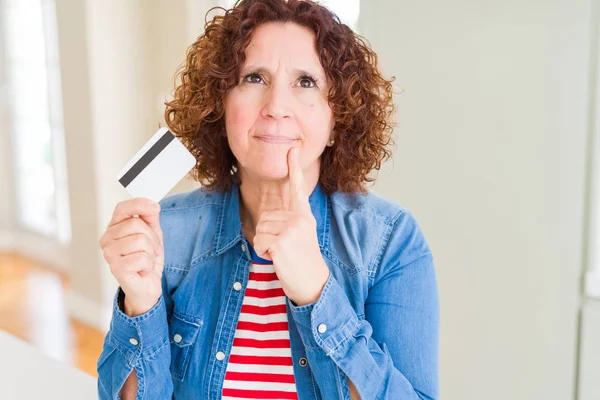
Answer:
[{"left": 214, "top": 181, "right": 329, "bottom": 255}]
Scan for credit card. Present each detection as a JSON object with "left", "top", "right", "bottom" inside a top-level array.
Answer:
[{"left": 117, "top": 127, "right": 196, "bottom": 202}]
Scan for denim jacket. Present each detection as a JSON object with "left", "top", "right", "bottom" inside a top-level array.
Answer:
[{"left": 97, "top": 182, "right": 439, "bottom": 400}]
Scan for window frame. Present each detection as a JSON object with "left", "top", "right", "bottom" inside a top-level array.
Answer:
[{"left": 0, "top": 0, "right": 71, "bottom": 245}]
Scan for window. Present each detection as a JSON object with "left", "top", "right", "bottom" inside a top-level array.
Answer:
[
  {"left": 1, "top": 0, "right": 70, "bottom": 244},
  {"left": 315, "top": 0, "right": 360, "bottom": 30}
]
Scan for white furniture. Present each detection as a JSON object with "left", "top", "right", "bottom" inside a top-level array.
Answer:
[{"left": 0, "top": 330, "right": 98, "bottom": 399}]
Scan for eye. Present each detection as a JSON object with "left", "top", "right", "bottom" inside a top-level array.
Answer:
[
  {"left": 297, "top": 76, "right": 317, "bottom": 88},
  {"left": 243, "top": 73, "right": 265, "bottom": 84}
]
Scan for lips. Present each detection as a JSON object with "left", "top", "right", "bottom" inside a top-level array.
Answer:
[{"left": 254, "top": 135, "right": 298, "bottom": 143}]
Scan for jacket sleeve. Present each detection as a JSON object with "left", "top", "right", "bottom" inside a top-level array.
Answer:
[
  {"left": 97, "top": 289, "right": 173, "bottom": 400},
  {"left": 289, "top": 211, "right": 440, "bottom": 400}
]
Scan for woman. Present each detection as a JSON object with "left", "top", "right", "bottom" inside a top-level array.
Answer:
[{"left": 97, "top": 0, "right": 439, "bottom": 399}]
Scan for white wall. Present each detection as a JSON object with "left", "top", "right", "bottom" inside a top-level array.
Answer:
[{"left": 362, "top": 0, "right": 588, "bottom": 399}]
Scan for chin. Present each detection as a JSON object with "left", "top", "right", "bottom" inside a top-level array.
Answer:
[
  {"left": 258, "top": 167, "right": 289, "bottom": 182},
  {"left": 241, "top": 160, "right": 289, "bottom": 182},
  {"left": 252, "top": 164, "right": 288, "bottom": 181}
]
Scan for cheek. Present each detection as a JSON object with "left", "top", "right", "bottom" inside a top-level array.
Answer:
[
  {"left": 226, "top": 96, "right": 250, "bottom": 129},
  {"left": 297, "top": 97, "right": 333, "bottom": 143},
  {"left": 228, "top": 111, "right": 249, "bottom": 132},
  {"left": 225, "top": 91, "right": 262, "bottom": 141}
]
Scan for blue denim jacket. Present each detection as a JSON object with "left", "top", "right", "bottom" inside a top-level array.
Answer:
[{"left": 97, "top": 182, "right": 439, "bottom": 400}]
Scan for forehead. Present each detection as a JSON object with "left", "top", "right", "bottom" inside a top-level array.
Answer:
[{"left": 243, "top": 22, "right": 323, "bottom": 71}]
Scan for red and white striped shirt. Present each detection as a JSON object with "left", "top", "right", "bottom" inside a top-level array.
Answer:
[{"left": 222, "top": 246, "right": 298, "bottom": 400}]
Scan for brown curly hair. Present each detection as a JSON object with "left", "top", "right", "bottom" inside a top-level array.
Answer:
[{"left": 164, "top": 0, "right": 396, "bottom": 195}]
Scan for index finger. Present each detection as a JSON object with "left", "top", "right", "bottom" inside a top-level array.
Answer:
[
  {"left": 108, "top": 198, "right": 161, "bottom": 228},
  {"left": 287, "top": 147, "right": 310, "bottom": 213}
]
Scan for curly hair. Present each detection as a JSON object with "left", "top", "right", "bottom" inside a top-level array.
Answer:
[{"left": 164, "top": 0, "right": 396, "bottom": 195}]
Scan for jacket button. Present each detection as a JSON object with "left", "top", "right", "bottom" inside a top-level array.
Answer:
[
  {"left": 317, "top": 323, "right": 327, "bottom": 334},
  {"left": 241, "top": 243, "right": 247, "bottom": 253},
  {"left": 173, "top": 334, "right": 183, "bottom": 344},
  {"left": 129, "top": 338, "right": 139, "bottom": 346},
  {"left": 299, "top": 357, "right": 308, "bottom": 367},
  {"left": 216, "top": 351, "right": 226, "bottom": 361},
  {"left": 233, "top": 281, "right": 242, "bottom": 291}
]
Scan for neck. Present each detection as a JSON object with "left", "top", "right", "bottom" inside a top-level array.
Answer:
[{"left": 238, "top": 164, "right": 320, "bottom": 243}]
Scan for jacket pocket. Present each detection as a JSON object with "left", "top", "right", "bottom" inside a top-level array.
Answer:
[{"left": 168, "top": 311, "right": 201, "bottom": 381}]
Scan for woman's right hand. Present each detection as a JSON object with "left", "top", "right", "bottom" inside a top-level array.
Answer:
[{"left": 99, "top": 198, "right": 164, "bottom": 317}]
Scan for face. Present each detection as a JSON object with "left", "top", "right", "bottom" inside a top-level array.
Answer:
[{"left": 224, "top": 22, "right": 334, "bottom": 183}]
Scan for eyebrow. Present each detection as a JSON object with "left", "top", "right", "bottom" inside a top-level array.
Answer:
[{"left": 240, "top": 65, "right": 324, "bottom": 80}]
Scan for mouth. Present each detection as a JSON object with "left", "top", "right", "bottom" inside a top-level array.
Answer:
[{"left": 254, "top": 135, "right": 299, "bottom": 144}]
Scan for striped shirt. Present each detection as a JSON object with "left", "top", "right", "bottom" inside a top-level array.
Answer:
[{"left": 222, "top": 241, "right": 298, "bottom": 400}]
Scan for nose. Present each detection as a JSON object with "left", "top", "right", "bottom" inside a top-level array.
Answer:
[{"left": 261, "top": 82, "right": 292, "bottom": 120}]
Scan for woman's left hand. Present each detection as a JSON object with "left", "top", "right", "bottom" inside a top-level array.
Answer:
[{"left": 253, "top": 148, "right": 330, "bottom": 306}]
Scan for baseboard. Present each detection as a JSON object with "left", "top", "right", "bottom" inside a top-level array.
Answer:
[
  {"left": 0, "top": 229, "right": 68, "bottom": 271},
  {"left": 2, "top": 229, "right": 111, "bottom": 334},
  {"left": 578, "top": 299, "right": 600, "bottom": 400},
  {"left": 0, "top": 229, "right": 14, "bottom": 250},
  {"left": 66, "top": 289, "right": 112, "bottom": 334}
]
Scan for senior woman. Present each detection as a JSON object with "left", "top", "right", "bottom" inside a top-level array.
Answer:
[{"left": 97, "top": 0, "right": 439, "bottom": 399}]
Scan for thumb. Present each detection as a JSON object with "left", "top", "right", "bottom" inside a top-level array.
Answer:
[{"left": 139, "top": 212, "right": 164, "bottom": 247}]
